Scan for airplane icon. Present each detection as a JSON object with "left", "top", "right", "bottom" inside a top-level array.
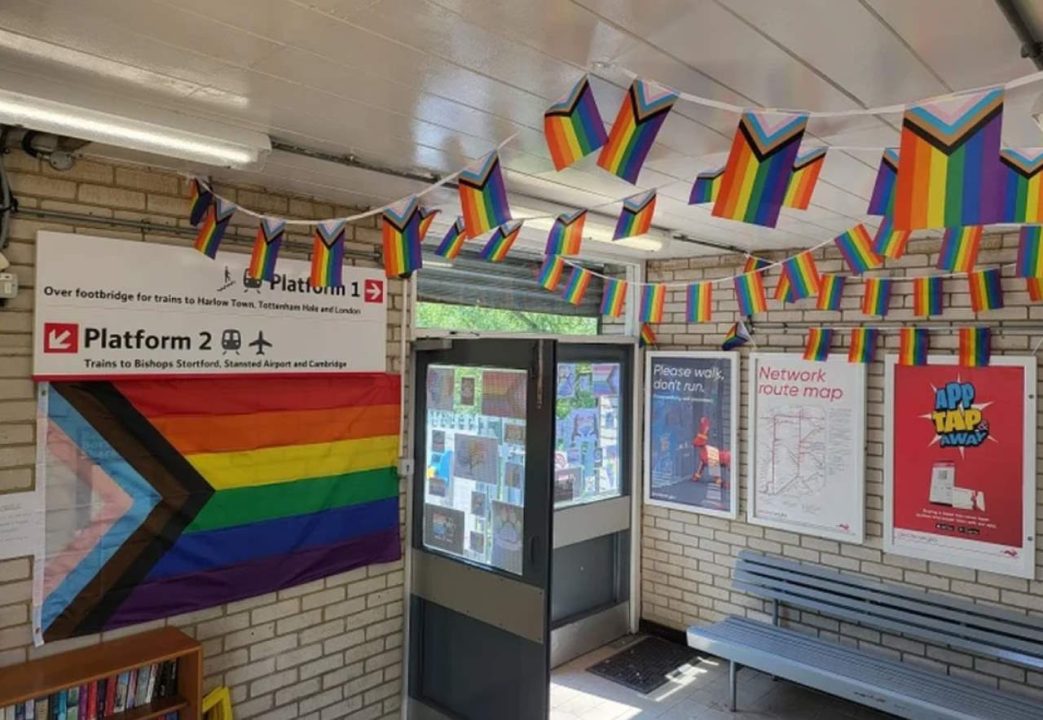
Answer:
[{"left": 249, "top": 331, "right": 273, "bottom": 356}]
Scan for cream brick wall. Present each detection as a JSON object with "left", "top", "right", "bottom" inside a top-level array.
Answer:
[
  {"left": 644, "top": 233, "right": 1043, "bottom": 699},
  {"left": 0, "top": 152, "right": 407, "bottom": 720}
]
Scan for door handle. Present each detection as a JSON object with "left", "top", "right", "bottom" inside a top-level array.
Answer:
[{"left": 529, "top": 536, "right": 539, "bottom": 565}]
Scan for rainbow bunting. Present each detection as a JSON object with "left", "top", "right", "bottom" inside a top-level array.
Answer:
[
  {"left": 998, "top": 149, "right": 1043, "bottom": 224},
  {"left": 968, "top": 268, "right": 1004, "bottom": 312},
  {"left": 435, "top": 217, "right": 467, "bottom": 260},
  {"left": 1015, "top": 225, "right": 1043, "bottom": 278},
  {"left": 545, "top": 209, "right": 586, "bottom": 256},
  {"left": 686, "top": 282, "right": 712, "bottom": 322},
  {"left": 1029, "top": 277, "right": 1043, "bottom": 302},
  {"left": 866, "top": 148, "right": 899, "bottom": 216},
  {"left": 848, "top": 328, "right": 878, "bottom": 364},
  {"left": 193, "top": 197, "right": 237, "bottom": 259},
  {"left": 544, "top": 76, "right": 609, "bottom": 171},
  {"left": 893, "top": 88, "right": 1004, "bottom": 230},
  {"left": 861, "top": 277, "right": 893, "bottom": 316},
  {"left": 189, "top": 178, "right": 212, "bottom": 227},
  {"left": 743, "top": 255, "right": 770, "bottom": 273},
  {"left": 782, "top": 147, "right": 826, "bottom": 210},
  {"left": 639, "top": 284, "right": 666, "bottom": 323},
  {"left": 562, "top": 266, "right": 592, "bottom": 306},
  {"left": 538, "top": 255, "right": 566, "bottom": 291},
  {"left": 959, "top": 327, "right": 991, "bottom": 367},
  {"left": 722, "top": 320, "right": 752, "bottom": 350},
  {"left": 381, "top": 197, "right": 423, "bottom": 279},
  {"left": 598, "top": 79, "right": 678, "bottom": 184},
  {"left": 803, "top": 328, "right": 833, "bottom": 362},
  {"left": 458, "top": 152, "right": 511, "bottom": 238},
  {"left": 310, "top": 220, "right": 346, "bottom": 288},
  {"left": 613, "top": 191, "right": 656, "bottom": 240},
  {"left": 913, "top": 276, "right": 944, "bottom": 317},
  {"left": 734, "top": 272, "right": 767, "bottom": 315},
  {"left": 937, "top": 226, "right": 982, "bottom": 272},
  {"left": 816, "top": 274, "right": 846, "bottom": 311},
  {"left": 689, "top": 168, "right": 724, "bottom": 204},
  {"left": 419, "top": 207, "right": 440, "bottom": 241},
  {"left": 480, "top": 221, "right": 523, "bottom": 262},
  {"left": 712, "top": 111, "right": 808, "bottom": 228},
  {"left": 780, "top": 251, "right": 820, "bottom": 300},
  {"left": 872, "top": 216, "right": 911, "bottom": 259},
  {"left": 773, "top": 272, "right": 797, "bottom": 304},
  {"left": 834, "top": 224, "right": 883, "bottom": 274},
  {"left": 601, "top": 278, "right": 628, "bottom": 317},
  {"left": 639, "top": 323, "right": 657, "bottom": 348},
  {"left": 247, "top": 217, "right": 287, "bottom": 282},
  {"left": 898, "top": 328, "right": 929, "bottom": 366}
]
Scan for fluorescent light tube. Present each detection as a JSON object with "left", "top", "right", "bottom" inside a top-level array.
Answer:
[{"left": 0, "top": 89, "right": 270, "bottom": 168}]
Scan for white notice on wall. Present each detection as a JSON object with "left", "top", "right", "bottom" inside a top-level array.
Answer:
[
  {"left": 33, "top": 232, "right": 388, "bottom": 378},
  {"left": 747, "top": 354, "right": 866, "bottom": 543},
  {"left": 0, "top": 489, "right": 43, "bottom": 560}
]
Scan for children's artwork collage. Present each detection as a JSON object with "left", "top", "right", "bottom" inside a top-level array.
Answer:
[{"left": 554, "top": 362, "right": 623, "bottom": 507}]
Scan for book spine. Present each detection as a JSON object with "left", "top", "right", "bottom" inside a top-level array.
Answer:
[
  {"left": 25, "top": 700, "right": 34, "bottom": 720},
  {"left": 102, "top": 678, "right": 115, "bottom": 718},
  {"left": 125, "top": 671, "right": 136, "bottom": 711},
  {"left": 67, "top": 687, "right": 78, "bottom": 720},
  {"left": 85, "top": 684, "right": 95, "bottom": 720},
  {"left": 56, "top": 690, "right": 66, "bottom": 720},
  {"left": 76, "top": 686, "right": 86, "bottom": 720},
  {"left": 32, "top": 700, "right": 45, "bottom": 720}
]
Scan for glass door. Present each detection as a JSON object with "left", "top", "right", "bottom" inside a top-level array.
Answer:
[{"left": 408, "top": 339, "right": 554, "bottom": 720}]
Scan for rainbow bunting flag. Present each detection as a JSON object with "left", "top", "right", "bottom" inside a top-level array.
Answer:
[
  {"left": 712, "top": 111, "right": 808, "bottom": 228},
  {"left": 601, "top": 278, "right": 628, "bottom": 317},
  {"left": 458, "top": 152, "right": 511, "bottom": 238},
  {"left": 783, "top": 147, "right": 827, "bottom": 210},
  {"left": 689, "top": 167, "right": 724, "bottom": 204},
  {"left": 686, "top": 282, "right": 712, "bottom": 322},
  {"left": 722, "top": 320, "right": 752, "bottom": 350},
  {"left": 780, "top": 251, "right": 820, "bottom": 300},
  {"left": 816, "top": 274, "right": 846, "bottom": 311},
  {"left": 188, "top": 178, "right": 212, "bottom": 227},
  {"left": 310, "top": 219, "right": 346, "bottom": 288},
  {"left": 866, "top": 148, "right": 899, "bottom": 216},
  {"left": 848, "top": 327, "right": 878, "bottom": 364},
  {"left": 598, "top": 79, "right": 678, "bottom": 184},
  {"left": 639, "top": 323, "right": 657, "bottom": 348},
  {"left": 734, "top": 272, "right": 767, "bottom": 315},
  {"left": 1015, "top": 225, "right": 1043, "bottom": 278},
  {"left": 193, "top": 197, "right": 237, "bottom": 259},
  {"left": 435, "top": 217, "right": 467, "bottom": 260},
  {"left": 937, "top": 225, "right": 983, "bottom": 272},
  {"left": 968, "top": 268, "right": 1004, "bottom": 312},
  {"left": 872, "top": 216, "right": 911, "bottom": 260},
  {"left": 774, "top": 272, "right": 797, "bottom": 303},
  {"left": 545, "top": 209, "right": 586, "bottom": 256},
  {"left": 898, "top": 328, "right": 929, "bottom": 366},
  {"left": 544, "top": 76, "right": 609, "bottom": 170},
  {"left": 861, "top": 277, "right": 893, "bottom": 316},
  {"left": 562, "top": 266, "right": 592, "bottom": 306},
  {"left": 913, "top": 276, "right": 944, "bottom": 317},
  {"left": 480, "top": 221, "right": 523, "bottom": 262},
  {"left": 803, "top": 328, "right": 833, "bottom": 362},
  {"left": 743, "top": 255, "right": 770, "bottom": 273},
  {"left": 959, "top": 327, "right": 991, "bottom": 367},
  {"left": 418, "top": 207, "right": 440, "bottom": 241},
  {"left": 381, "top": 197, "right": 423, "bottom": 279},
  {"left": 613, "top": 191, "right": 656, "bottom": 240},
  {"left": 247, "top": 217, "right": 287, "bottom": 282},
  {"left": 834, "top": 224, "right": 883, "bottom": 274},
  {"left": 1029, "top": 277, "right": 1043, "bottom": 302},
  {"left": 998, "top": 149, "right": 1043, "bottom": 224},
  {"left": 893, "top": 88, "right": 1004, "bottom": 230},
  {"left": 538, "top": 255, "right": 566, "bottom": 291},
  {"left": 639, "top": 284, "right": 666, "bottom": 323}
]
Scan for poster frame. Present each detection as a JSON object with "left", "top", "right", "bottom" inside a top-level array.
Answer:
[
  {"left": 643, "top": 350, "right": 739, "bottom": 519},
  {"left": 746, "top": 352, "right": 866, "bottom": 543},
  {"left": 883, "top": 354, "right": 1037, "bottom": 578}
]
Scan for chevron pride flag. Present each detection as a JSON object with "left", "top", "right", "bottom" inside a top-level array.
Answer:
[
  {"left": 193, "top": 197, "right": 237, "bottom": 259},
  {"left": 999, "top": 149, "right": 1043, "bottom": 224},
  {"left": 545, "top": 210, "right": 586, "bottom": 256},
  {"left": 867, "top": 148, "right": 899, "bottom": 216},
  {"left": 381, "top": 197, "right": 423, "bottom": 279},
  {"left": 689, "top": 167, "right": 724, "bottom": 204},
  {"left": 188, "top": 178, "right": 213, "bottom": 227},
  {"left": 435, "top": 217, "right": 467, "bottom": 260},
  {"left": 783, "top": 147, "right": 826, "bottom": 210},
  {"left": 311, "top": 220, "right": 347, "bottom": 288},
  {"left": 713, "top": 111, "right": 808, "bottom": 228},
  {"left": 544, "top": 76, "right": 608, "bottom": 170},
  {"left": 419, "top": 207, "right": 441, "bottom": 241},
  {"left": 35, "top": 376, "right": 401, "bottom": 642},
  {"left": 892, "top": 88, "right": 1004, "bottom": 230},
  {"left": 480, "top": 221, "right": 523, "bottom": 262},
  {"left": 458, "top": 152, "right": 511, "bottom": 238},
  {"left": 247, "top": 217, "right": 287, "bottom": 282},
  {"left": 613, "top": 191, "right": 656, "bottom": 240},
  {"left": 598, "top": 79, "right": 678, "bottom": 184}
]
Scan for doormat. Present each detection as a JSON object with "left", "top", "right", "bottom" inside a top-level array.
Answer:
[{"left": 587, "top": 636, "right": 699, "bottom": 694}]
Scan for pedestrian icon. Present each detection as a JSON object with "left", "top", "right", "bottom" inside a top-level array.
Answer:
[
  {"left": 249, "top": 331, "right": 273, "bottom": 356},
  {"left": 216, "top": 266, "right": 235, "bottom": 292},
  {"left": 222, "top": 329, "right": 241, "bottom": 354}
]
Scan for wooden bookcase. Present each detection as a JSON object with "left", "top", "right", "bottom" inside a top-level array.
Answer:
[{"left": 0, "top": 628, "right": 202, "bottom": 720}]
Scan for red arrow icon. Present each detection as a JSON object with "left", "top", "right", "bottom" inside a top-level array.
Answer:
[
  {"left": 43, "top": 323, "right": 79, "bottom": 353},
  {"left": 364, "top": 279, "right": 384, "bottom": 304}
]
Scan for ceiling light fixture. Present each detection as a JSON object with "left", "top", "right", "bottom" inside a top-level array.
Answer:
[{"left": 0, "top": 89, "right": 270, "bottom": 169}]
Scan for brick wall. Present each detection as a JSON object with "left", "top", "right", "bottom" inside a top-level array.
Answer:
[
  {"left": 0, "top": 151, "right": 407, "bottom": 720},
  {"left": 643, "top": 232, "right": 1043, "bottom": 699}
]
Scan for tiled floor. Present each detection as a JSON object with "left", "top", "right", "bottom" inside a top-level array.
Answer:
[{"left": 550, "top": 637, "right": 897, "bottom": 720}]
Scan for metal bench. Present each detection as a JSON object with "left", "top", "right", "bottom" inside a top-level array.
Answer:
[{"left": 686, "top": 551, "right": 1043, "bottom": 719}]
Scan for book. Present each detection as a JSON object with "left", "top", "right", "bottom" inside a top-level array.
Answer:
[
  {"left": 33, "top": 699, "right": 45, "bottom": 720},
  {"left": 4, "top": 705, "right": 15, "bottom": 720},
  {"left": 56, "top": 689, "right": 67, "bottom": 720},
  {"left": 15, "top": 704, "right": 25, "bottom": 720},
  {"left": 113, "top": 673, "right": 128, "bottom": 714},
  {"left": 84, "top": 684, "right": 95, "bottom": 720},
  {"left": 66, "top": 687, "right": 78, "bottom": 720},
  {"left": 25, "top": 699, "right": 35, "bottom": 720},
  {"left": 140, "top": 664, "right": 155, "bottom": 707},
  {"left": 126, "top": 671, "right": 137, "bottom": 711},
  {"left": 75, "top": 686, "right": 86, "bottom": 720},
  {"left": 102, "top": 678, "right": 115, "bottom": 718}
]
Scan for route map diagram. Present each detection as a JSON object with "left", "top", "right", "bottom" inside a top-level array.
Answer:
[{"left": 756, "top": 405, "right": 828, "bottom": 499}]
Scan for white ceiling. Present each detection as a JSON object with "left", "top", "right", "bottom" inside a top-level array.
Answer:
[{"left": 1, "top": 0, "right": 1041, "bottom": 259}]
